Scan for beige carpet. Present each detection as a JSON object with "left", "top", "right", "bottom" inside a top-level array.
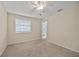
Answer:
[{"left": 1, "top": 40, "right": 79, "bottom": 57}]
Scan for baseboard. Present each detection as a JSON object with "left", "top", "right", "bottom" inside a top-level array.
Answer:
[
  {"left": 0, "top": 44, "right": 8, "bottom": 57},
  {"left": 47, "top": 40, "right": 79, "bottom": 54},
  {"left": 8, "top": 39, "right": 40, "bottom": 46}
]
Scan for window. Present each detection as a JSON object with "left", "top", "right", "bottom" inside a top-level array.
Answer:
[
  {"left": 16, "top": 19, "right": 31, "bottom": 33},
  {"left": 42, "top": 21, "right": 48, "bottom": 39}
]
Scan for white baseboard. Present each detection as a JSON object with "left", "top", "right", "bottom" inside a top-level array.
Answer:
[
  {"left": 47, "top": 40, "right": 79, "bottom": 53},
  {"left": 0, "top": 44, "right": 8, "bottom": 56},
  {"left": 8, "top": 39, "right": 40, "bottom": 45}
]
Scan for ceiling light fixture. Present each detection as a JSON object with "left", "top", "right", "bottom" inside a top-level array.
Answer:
[
  {"left": 31, "top": 1, "right": 46, "bottom": 10},
  {"left": 31, "top": 1, "right": 47, "bottom": 19},
  {"left": 37, "top": 4, "right": 44, "bottom": 10}
]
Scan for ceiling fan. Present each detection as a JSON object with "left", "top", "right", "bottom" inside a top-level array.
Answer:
[
  {"left": 29, "top": 1, "right": 55, "bottom": 18},
  {"left": 30, "top": 1, "right": 55, "bottom": 10},
  {"left": 31, "top": 1, "right": 46, "bottom": 10}
]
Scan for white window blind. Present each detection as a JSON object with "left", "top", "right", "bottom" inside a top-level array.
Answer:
[{"left": 16, "top": 19, "right": 31, "bottom": 33}]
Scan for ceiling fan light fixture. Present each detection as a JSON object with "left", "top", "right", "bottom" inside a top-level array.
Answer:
[
  {"left": 32, "top": 1, "right": 46, "bottom": 10},
  {"left": 37, "top": 5, "right": 44, "bottom": 10}
]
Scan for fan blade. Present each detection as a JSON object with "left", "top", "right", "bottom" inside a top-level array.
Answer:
[{"left": 31, "top": 7, "right": 37, "bottom": 11}]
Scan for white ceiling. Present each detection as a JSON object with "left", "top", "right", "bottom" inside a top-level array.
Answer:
[{"left": 3, "top": 1, "right": 78, "bottom": 18}]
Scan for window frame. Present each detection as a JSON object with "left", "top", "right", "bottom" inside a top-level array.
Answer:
[{"left": 15, "top": 19, "right": 32, "bottom": 33}]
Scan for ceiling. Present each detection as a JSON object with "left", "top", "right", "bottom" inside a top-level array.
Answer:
[{"left": 3, "top": 1, "right": 78, "bottom": 18}]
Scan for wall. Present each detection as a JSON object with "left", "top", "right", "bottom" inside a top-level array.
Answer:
[
  {"left": 47, "top": 4, "right": 79, "bottom": 53},
  {"left": 7, "top": 13, "right": 41, "bottom": 45},
  {"left": 0, "top": 2, "right": 7, "bottom": 56}
]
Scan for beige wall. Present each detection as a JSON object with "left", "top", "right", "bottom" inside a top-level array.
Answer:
[
  {"left": 7, "top": 13, "right": 41, "bottom": 45},
  {"left": 47, "top": 4, "right": 79, "bottom": 53},
  {"left": 0, "top": 2, "right": 7, "bottom": 56}
]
